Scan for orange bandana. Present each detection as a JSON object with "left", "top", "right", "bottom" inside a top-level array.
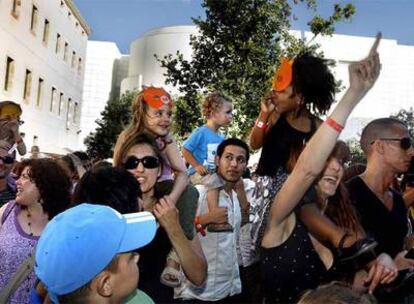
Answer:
[
  {"left": 272, "top": 58, "right": 294, "bottom": 92},
  {"left": 143, "top": 87, "right": 173, "bottom": 109}
]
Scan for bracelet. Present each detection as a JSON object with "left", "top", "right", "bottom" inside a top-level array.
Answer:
[
  {"left": 16, "top": 137, "right": 23, "bottom": 144},
  {"left": 255, "top": 119, "right": 268, "bottom": 130},
  {"left": 194, "top": 216, "right": 206, "bottom": 237},
  {"left": 325, "top": 117, "right": 344, "bottom": 133}
]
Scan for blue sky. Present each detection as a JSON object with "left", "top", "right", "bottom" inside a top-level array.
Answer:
[{"left": 73, "top": 0, "right": 414, "bottom": 54}]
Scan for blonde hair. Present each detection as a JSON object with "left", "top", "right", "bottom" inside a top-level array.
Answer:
[{"left": 201, "top": 91, "right": 230, "bottom": 119}]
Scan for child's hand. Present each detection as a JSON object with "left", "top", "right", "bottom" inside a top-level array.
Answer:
[{"left": 195, "top": 165, "right": 208, "bottom": 176}]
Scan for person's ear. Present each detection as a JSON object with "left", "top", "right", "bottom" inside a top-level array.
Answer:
[
  {"left": 95, "top": 271, "right": 113, "bottom": 298},
  {"left": 373, "top": 140, "right": 385, "bottom": 155},
  {"left": 294, "top": 93, "right": 304, "bottom": 106},
  {"left": 215, "top": 155, "right": 220, "bottom": 168}
]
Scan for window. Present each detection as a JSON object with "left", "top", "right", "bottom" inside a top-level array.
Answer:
[
  {"left": 50, "top": 87, "right": 57, "bottom": 112},
  {"left": 42, "top": 19, "right": 50, "bottom": 45},
  {"left": 58, "top": 92, "right": 64, "bottom": 116},
  {"left": 66, "top": 98, "right": 72, "bottom": 129},
  {"left": 11, "top": 0, "right": 21, "bottom": 18},
  {"left": 23, "top": 69, "right": 32, "bottom": 101},
  {"left": 71, "top": 51, "right": 76, "bottom": 68},
  {"left": 55, "top": 33, "right": 61, "bottom": 54},
  {"left": 60, "top": 0, "right": 64, "bottom": 8},
  {"left": 30, "top": 5, "right": 39, "bottom": 33},
  {"left": 36, "top": 78, "right": 44, "bottom": 106},
  {"left": 63, "top": 42, "right": 69, "bottom": 61},
  {"left": 4, "top": 57, "right": 15, "bottom": 91},
  {"left": 73, "top": 102, "right": 78, "bottom": 123},
  {"left": 78, "top": 57, "right": 82, "bottom": 74}
]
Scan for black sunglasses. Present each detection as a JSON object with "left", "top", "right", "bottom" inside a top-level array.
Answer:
[
  {"left": 375, "top": 137, "right": 413, "bottom": 150},
  {"left": 123, "top": 156, "right": 160, "bottom": 170},
  {"left": 0, "top": 155, "right": 15, "bottom": 164}
]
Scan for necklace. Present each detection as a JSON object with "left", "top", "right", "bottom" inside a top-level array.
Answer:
[{"left": 26, "top": 208, "right": 34, "bottom": 237}]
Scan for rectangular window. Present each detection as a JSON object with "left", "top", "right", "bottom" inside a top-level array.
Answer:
[
  {"left": 63, "top": 42, "right": 69, "bottom": 61},
  {"left": 11, "top": 0, "right": 21, "bottom": 18},
  {"left": 55, "top": 33, "right": 61, "bottom": 54},
  {"left": 71, "top": 51, "right": 76, "bottom": 68},
  {"left": 4, "top": 57, "right": 15, "bottom": 91},
  {"left": 23, "top": 69, "right": 32, "bottom": 101},
  {"left": 50, "top": 87, "right": 57, "bottom": 112},
  {"left": 30, "top": 5, "right": 39, "bottom": 33},
  {"left": 42, "top": 19, "right": 50, "bottom": 45},
  {"left": 36, "top": 78, "right": 44, "bottom": 106},
  {"left": 73, "top": 102, "right": 78, "bottom": 123},
  {"left": 58, "top": 92, "right": 64, "bottom": 116},
  {"left": 66, "top": 98, "right": 72, "bottom": 129}
]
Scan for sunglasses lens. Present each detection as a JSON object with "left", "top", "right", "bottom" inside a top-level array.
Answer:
[
  {"left": 142, "top": 156, "right": 160, "bottom": 169},
  {"left": 123, "top": 157, "right": 139, "bottom": 170},
  {"left": 401, "top": 138, "right": 412, "bottom": 150},
  {"left": 0, "top": 156, "right": 14, "bottom": 164}
]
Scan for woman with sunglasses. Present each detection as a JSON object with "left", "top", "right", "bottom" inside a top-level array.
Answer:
[
  {"left": 114, "top": 134, "right": 206, "bottom": 303},
  {"left": 0, "top": 158, "right": 71, "bottom": 304}
]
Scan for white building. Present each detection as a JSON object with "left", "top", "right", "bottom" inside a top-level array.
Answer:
[
  {"left": 0, "top": 0, "right": 90, "bottom": 154},
  {"left": 121, "top": 25, "right": 198, "bottom": 95},
  {"left": 79, "top": 41, "right": 124, "bottom": 149}
]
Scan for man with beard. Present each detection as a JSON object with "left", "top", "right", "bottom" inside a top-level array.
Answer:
[{"left": 0, "top": 140, "right": 16, "bottom": 207}]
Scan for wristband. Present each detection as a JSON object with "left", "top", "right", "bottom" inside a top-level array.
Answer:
[
  {"left": 255, "top": 119, "right": 268, "bottom": 130},
  {"left": 16, "top": 137, "right": 23, "bottom": 144},
  {"left": 325, "top": 117, "right": 344, "bottom": 133},
  {"left": 194, "top": 216, "right": 206, "bottom": 237}
]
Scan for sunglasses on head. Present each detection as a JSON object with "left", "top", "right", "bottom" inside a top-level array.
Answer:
[
  {"left": 374, "top": 137, "right": 413, "bottom": 150},
  {"left": 0, "top": 155, "right": 14, "bottom": 164},
  {"left": 123, "top": 155, "right": 160, "bottom": 170}
]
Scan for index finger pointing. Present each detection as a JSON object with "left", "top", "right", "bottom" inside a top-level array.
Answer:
[{"left": 369, "top": 32, "right": 382, "bottom": 56}]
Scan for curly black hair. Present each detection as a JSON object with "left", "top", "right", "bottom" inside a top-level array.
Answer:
[
  {"left": 23, "top": 158, "right": 72, "bottom": 219},
  {"left": 72, "top": 164, "right": 141, "bottom": 214},
  {"left": 292, "top": 52, "right": 336, "bottom": 115}
]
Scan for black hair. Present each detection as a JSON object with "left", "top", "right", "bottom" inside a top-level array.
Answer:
[
  {"left": 72, "top": 165, "right": 141, "bottom": 214},
  {"left": 216, "top": 138, "right": 250, "bottom": 163},
  {"left": 292, "top": 52, "right": 336, "bottom": 115}
]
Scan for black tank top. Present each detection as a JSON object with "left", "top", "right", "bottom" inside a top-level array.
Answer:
[{"left": 256, "top": 114, "right": 317, "bottom": 176}]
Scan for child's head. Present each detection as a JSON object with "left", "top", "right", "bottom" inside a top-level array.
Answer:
[
  {"left": 35, "top": 204, "right": 156, "bottom": 304},
  {"left": 202, "top": 91, "right": 233, "bottom": 127},
  {"left": 130, "top": 86, "right": 173, "bottom": 138}
]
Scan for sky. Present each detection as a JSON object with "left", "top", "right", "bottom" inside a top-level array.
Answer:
[{"left": 73, "top": 0, "right": 414, "bottom": 54}]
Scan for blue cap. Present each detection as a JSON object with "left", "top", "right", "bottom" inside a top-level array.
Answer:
[{"left": 35, "top": 203, "right": 156, "bottom": 302}]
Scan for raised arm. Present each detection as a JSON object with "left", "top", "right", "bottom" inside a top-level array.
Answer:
[{"left": 263, "top": 33, "right": 382, "bottom": 243}]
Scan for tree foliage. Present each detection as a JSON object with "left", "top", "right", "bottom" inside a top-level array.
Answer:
[
  {"left": 157, "top": 0, "right": 355, "bottom": 139},
  {"left": 84, "top": 91, "right": 136, "bottom": 160},
  {"left": 391, "top": 107, "right": 414, "bottom": 134}
]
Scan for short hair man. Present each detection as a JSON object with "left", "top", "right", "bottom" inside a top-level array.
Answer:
[
  {"left": 175, "top": 138, "right": 251, "bottom": 302},
  {"left": 0, "top": 140, "right": 16, "bottom": 207},
  {"left": 347, "top": 118, "right": 414, "bottom": 265},
  {"left": 34, "top": 203, "right": 156, "bottom": 304}
]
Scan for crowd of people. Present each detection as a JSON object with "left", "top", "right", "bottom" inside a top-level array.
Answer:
[{"left": 1, "top": 32, "right": 414, "bottom": 304}]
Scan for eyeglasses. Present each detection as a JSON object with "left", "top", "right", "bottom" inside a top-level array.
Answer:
[
  {"left": 0, "top": 155, "right": 14, "bottom": 164},
  {"left": 374, "top": 137, "right": 413, "bottom": 150},
  {"left": 123, "top": 156, "right": 160, "bottom": 170}
]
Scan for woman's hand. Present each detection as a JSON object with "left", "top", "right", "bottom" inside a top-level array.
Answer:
[
  {"left": 260, "top": 91, "right": 276, "bottom": 114},
  {"left": 348, "top": 32, "right": 381, "bottom": 100},
  {"left": 364, "top": 253, "right": 398, "bottom": 294},
  {"left": 394, "top": 250, "right": 414, "bottom": 270},
  {"left": 153, "top": 196, "right": 181, "bottom": 233}
]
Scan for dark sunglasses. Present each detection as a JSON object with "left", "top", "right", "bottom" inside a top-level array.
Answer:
[
  {"left": 123, "top": 156, "right": 160, "bottom": 170},
  {"left": 374, "top": 137, "right": 413, "bottom": 150},
  {"left": 0, "top": 155, "right": 15, "bottom": 164}
]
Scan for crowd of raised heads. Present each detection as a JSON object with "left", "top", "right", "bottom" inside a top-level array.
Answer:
[{"left": 1, "top": 32, "right": 414, "bottom": 304}]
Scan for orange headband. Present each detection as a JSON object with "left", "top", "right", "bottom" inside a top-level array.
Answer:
[
  {"left": 272, "top": 58, "right": 294, "bottom": 92},
  {"left": 142, "top": 87, "right": 173, "bottom": 109}
]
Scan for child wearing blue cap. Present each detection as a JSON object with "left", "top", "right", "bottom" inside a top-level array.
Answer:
[{"left": 32, "top": 203, "right": 157, "bottom": 304}]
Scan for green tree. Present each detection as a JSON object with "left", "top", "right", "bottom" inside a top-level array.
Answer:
[
  {"left": 157, "top": 0, "right": 355, "bottom": 139},
  {"left": 346, "top": 137, "right": 366, "bottom": 165},
  {"left": 391, "top": 107, "right": 414, "bottom": 134},
  {"left": 84, "top": 91, "right": 136, "bottom": 160}
]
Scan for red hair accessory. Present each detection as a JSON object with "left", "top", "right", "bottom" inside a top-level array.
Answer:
[
  {"left": 272, "top": 58, "right": 294, "bottom": 92},
  {"left": 143, "top": 87, "right": 173, "bottom": 109}
]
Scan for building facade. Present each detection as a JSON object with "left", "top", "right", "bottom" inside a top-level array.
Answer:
[
  {"left": 0, "top": 0, "right": 90, "bottom": 154},
  {"left": 79, "top": 41, "right": 125, "bottom": 149}
]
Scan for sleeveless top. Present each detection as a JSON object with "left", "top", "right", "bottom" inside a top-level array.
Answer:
[
  {"left": 256, "top": 114, "right": 316, "bottom": 176},
  {"left": 0, "top": 201, "right": 39, "bottom": 304},
  {"left": 260, "top": 216, "right": 330, "bottom": 304}
]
